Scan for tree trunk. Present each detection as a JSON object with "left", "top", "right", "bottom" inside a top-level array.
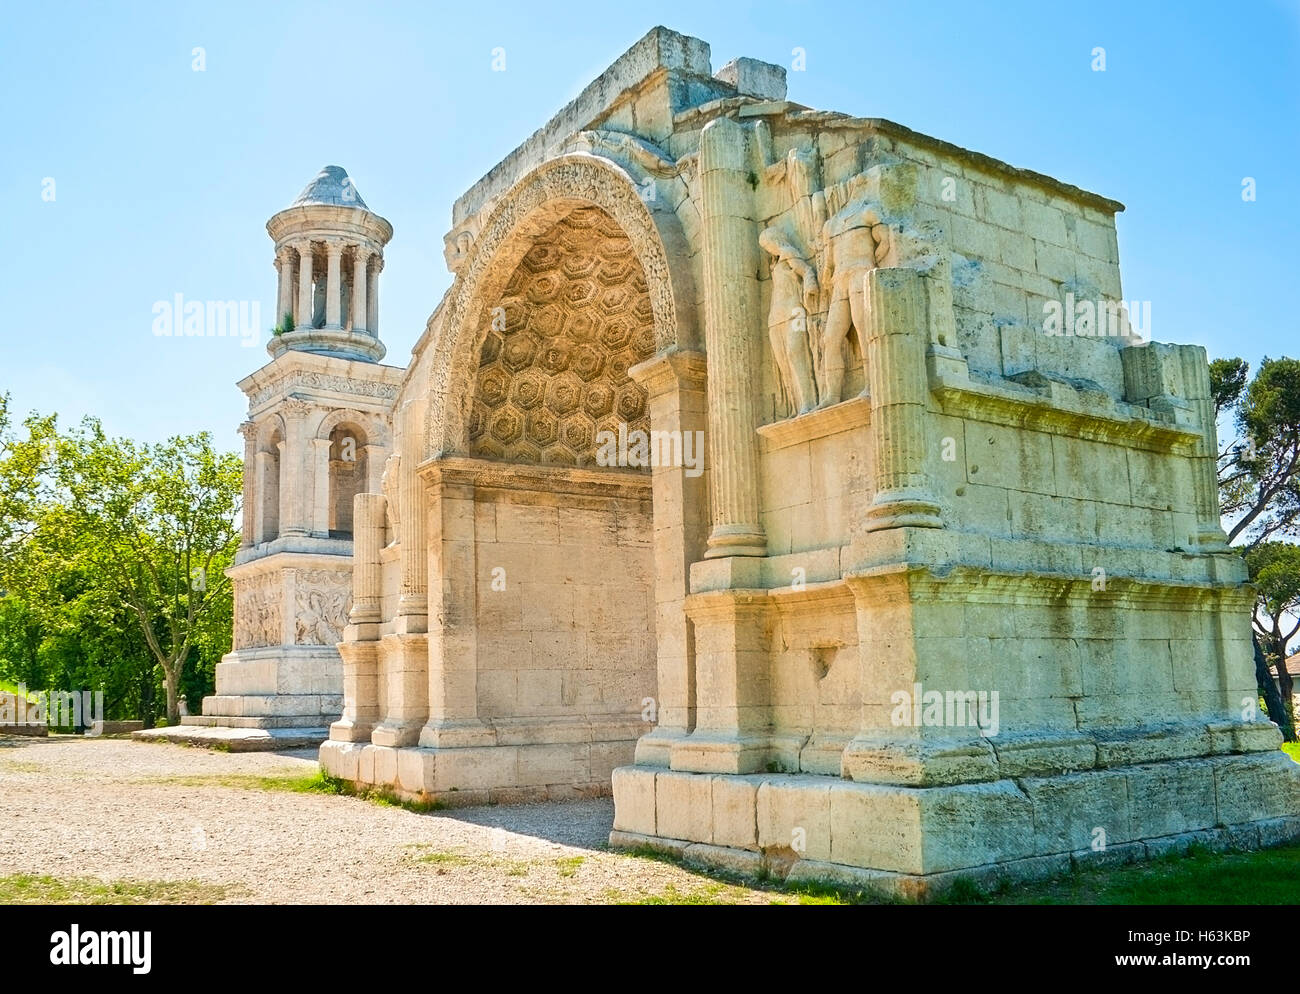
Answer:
[
  {"left": 1275, "top": 653, "right": 1297, "bottom": 744},
  {"left": 1255, "top": 635, "right": 1295, "bottom": 742},
  {"left": 163, "top": 663, "right": 181, "bottom": 726}
]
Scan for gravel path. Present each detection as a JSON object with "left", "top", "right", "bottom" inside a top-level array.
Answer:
[{"left": 0, "top": 735, "right": 784, "bottom": 904}]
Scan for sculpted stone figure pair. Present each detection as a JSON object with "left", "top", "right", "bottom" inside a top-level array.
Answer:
[{"left": 759, "top": 148, "right": 892, "bottom": 417}]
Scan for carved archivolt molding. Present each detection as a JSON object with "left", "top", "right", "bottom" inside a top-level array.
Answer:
[
  {"left": 469, "top": 206, "right": 654, "bottom": 466},
  {"left": 315, "top": 406, "right": 391, "bottom": 447},
  {"left": 423, "top": 153, "right": 692, "bottom": 459}
]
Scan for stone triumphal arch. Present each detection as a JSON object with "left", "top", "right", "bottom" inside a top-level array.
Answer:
[{"left": 200, "top": 28, "right": 1300, "bottom": 895}]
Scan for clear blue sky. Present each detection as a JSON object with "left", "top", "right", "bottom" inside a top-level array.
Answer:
[{"left": 2, "top": 0, "right": 1296, "bottom": 450}]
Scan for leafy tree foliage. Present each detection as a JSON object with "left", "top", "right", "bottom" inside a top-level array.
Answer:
[
  {"left": 1212, "top": 358, "right": 1300, "bottom": 740},
  {"left": 0, "top": 396, "right": 239, "bottom": 726}
]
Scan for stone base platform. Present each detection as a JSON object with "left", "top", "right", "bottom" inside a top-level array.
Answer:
[
  {"left": 132, "top": 724, "right": 328, "bottom": 752},
  {"left": 319, "top": 732, "right": 638, "bottom": 807},
  {"left": 191, "top": 693, "right": 342, "bottom": 728},
  {"left": 0, "top": 724, "right": 47, "bottom": 737},
  {"left": 609, "top": 749, "right": 1300, "bottom": 900}
]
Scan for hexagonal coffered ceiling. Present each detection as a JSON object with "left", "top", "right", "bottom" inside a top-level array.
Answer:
[{"left": 469, "top": 206, "right": 655, "bottom": 466}]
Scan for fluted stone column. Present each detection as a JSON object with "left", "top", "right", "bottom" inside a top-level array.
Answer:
[
  {"left": 238, "top": 421, "right": 258, "bottom": 548},
  {"left": 273, "top": 249, "right": 292, "bottom": 330},
  {"left": 396, "top": 432, "right": 427, "bottom": 632},
  {"left": 296, "top": 241, "right": 314, "bottom": 330},
  {"left": 699, "top": 117, "right": 766, "bottom": 559},
  {"left": 352, "top": 249, "right": 369, "bottom": 335},
  {"left": 324, "top": 240, "right": 343, "bottom": 330},
  {"left": 367, "top": 258, "right": 381, "bottom": 339},
  {"left": 862, "top": 268, "right": 943, "bottom": 531}
]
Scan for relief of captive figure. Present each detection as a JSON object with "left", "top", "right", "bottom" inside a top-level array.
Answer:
[
  {"left": 760, "top": 146, "right": 893, "bottom": 416},
  {"left": 759, "top": 147, "right": 824, "bottom": 416},
  {"left": 817, "top": 192, "right": 891, "bottom": 409},
  {"left": 758, "top": 224, "right": 819, "bottom": 415}
]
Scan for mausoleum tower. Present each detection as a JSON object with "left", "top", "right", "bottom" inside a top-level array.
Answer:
[
  {"left": 267, "top": 164, "right": 392, "bottom": 363},
  {"left": 180, "top": 166, "right": 405, "bottom": 747}
]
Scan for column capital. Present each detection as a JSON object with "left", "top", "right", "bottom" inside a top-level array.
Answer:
[
  {"left": 282, "top": 397, "right": 313, "bottom": 421},
  {"left": 238, "top": 420, "right": 259, "bottom": 440},
  {"left": 323, "top": 237, "right": 346, "bottom": 255},
  {"left": 274, "top": 245, "right": 293, "bottom": 264},
  {"left": 629, "top": 348, "right": 707, "bottom": 398}
]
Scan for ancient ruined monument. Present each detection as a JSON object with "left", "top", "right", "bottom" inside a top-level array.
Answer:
[
  {"left": 226, "top": 27, "right": 1293, "bottom": 892},
  {"left": 149, "top": 167, "right": 404, "bottom": 748}
]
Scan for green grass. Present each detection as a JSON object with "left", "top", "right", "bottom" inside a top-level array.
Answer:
[
  {"left": 0, "top": 874, "right": 234, "bottom": 905},
  {"left": 555, "top": 856, "right": 585, "bottom": 878},
  {"left": 614, "top": 837, "right": 1300, "bottom": 906},
  {"left": 144, "top": 769, "right": 444, "bottom": 813},
  {"left": 1282, "top": 742, "right": 1299, "bottom": 763},
  {"left": 415, "top": 849, "right": 474, "bottom": 867},
  {"left": 968, "top": 843, "right": 1300, "bottom": 905}
]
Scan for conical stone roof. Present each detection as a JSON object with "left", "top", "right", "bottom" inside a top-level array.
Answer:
[{"left": 290, "top": 165, "right": 369, "bottom": 209}]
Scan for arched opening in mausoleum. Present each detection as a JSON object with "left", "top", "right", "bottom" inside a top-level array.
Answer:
[
  {"left": 258, "top": 427, "right": 281, "bottom": 544},
  {"left": 328, "top": 423, "right": 368, "bottom": 538}
]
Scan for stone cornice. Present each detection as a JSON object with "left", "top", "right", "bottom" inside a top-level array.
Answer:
[
  {"left": 418, "top": 454, "right": 652, "bottom": 500},
  {"left": 240, "top": 352, "right": 406, "bottom": 412},
  {"left": 931, "top": 374, "right": 1201, "bottom": 455}
]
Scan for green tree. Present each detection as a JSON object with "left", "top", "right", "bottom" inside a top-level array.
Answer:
[
  {"left": 0, "top": 393, "right": 56, "bottom": 564},
  {"left": 1244, "top": 543, "right": 1300, "bottom": 740},
  {"left": 1212, "top": 356, "right": 1300, "bottom": 740},
  {"left": 53, "top": 422, "right": 241, "bottom": 724}
]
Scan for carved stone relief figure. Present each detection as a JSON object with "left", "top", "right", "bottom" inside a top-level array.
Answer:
[
  {"left": 293, "top": 569, "right": 351, "bottom": 645},
  {"left": 758, "top": 226, "right": 819, "bottom": 415},
  {"left": 817, "top": 191, "right": 891, "bottom": 409},
  {"left": 758, "top": 147, "right": 826, "bottom": 417},
  {"left": 234, "top": 572, "right": 282, "bottom": 649},
  {"left": 380, "top": 452, "right": 401, "bottom": 541}
]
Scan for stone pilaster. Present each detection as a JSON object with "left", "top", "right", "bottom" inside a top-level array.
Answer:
[
  {"left": 254, "top": 450, "right": 278, "bottom": 543},
  {"left": 238, "top": 421, "right": 258, "bottom": 548},
  {"left": 279, "top": 398, "right": 312, "bottom": 537},
  {"left": 311, "top": 437, "right": 332, "bottom": 537},
  {"left": 295, "top": 241, "right": 314, "bottom": 330},
  {"left": 363, "top": 443, "right": 385, "bottom": 495},
  {"left": 628, "top": 349, "right": 709, "bottom": 766},
  {"left": 669, "top": 593, "right": 771, "bottom": 774},
  {"left": 418, "top": 464, "right": 492, "bottom": 749},
  {"left": 332, "top": 493, "right": 383, "bottom": 743},
  {"left": 351, "top": 249, "right": 369, "bottom": 335},
  {"left": 862, "top": 267, "right": 943, "bottom": 531},
  {"left": 1178, "top": 346, "right": 1230, "bottom": 551},
  {"left": 350, "top": 493, "right": 385, "bottom": 629},
  {"left": 699, "top": 117, "right": 766, "bottom": 559},
  {"left": 324, "top": 240, "right": 344, "bottom": 330}
]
